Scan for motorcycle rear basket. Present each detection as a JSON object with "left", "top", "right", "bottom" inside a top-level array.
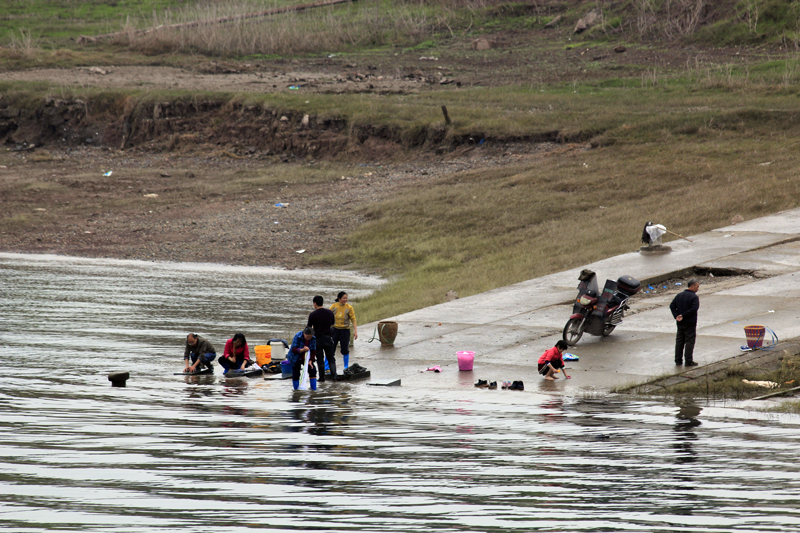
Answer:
[{"left": 616, "top": 275, "right": 641, "bottom": 296}]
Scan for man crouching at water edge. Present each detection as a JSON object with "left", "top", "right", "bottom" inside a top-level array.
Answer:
[
  {"left": 538, "top": 340, "right": 571, "bottom": 381},
  {"left": 184, "top": 333, "right": 216, "bottom": 373},
  {"left": 289, "top": 327, "right": 318, "bottom": 390}
]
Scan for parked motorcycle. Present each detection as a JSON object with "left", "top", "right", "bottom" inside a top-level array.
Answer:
[{"left": 562, "top": 269, "right": 641, "bottom": 346}]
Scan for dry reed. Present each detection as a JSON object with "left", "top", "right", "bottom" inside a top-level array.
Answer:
[{"left": 121, "top": 0, "right": 491, "bottom": 57}]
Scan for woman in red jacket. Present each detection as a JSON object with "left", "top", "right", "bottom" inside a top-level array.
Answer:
[{"left": 219, "top": 332, "right": 251, "bottom": 374}]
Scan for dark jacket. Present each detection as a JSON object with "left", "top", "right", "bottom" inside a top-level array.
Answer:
[
  {"left": 184, "top": 335, "right": 216, "bottom": 360},
  {"left": 307, "top": 307, "right": 335, "bottom": 338},
  {"left": 670, "top": 289, "right": 700, "bottom": 324}
]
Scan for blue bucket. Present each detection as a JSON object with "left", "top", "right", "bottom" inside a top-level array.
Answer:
[{"left": 280, "top": 360, "right": 291, "bottom": 377}]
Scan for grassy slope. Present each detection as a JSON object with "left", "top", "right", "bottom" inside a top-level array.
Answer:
[
  {"left": 329, "top": 104, "right": 800, "bottom": 321},
  {"left": 310, "top": 72, "right": 800, "bottom": 321}
]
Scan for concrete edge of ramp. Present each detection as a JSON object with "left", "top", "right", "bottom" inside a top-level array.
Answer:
[{"left": 618, "top": 341, "right": 800, "bottom": 395}]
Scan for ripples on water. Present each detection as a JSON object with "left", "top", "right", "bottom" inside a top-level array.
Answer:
[{"left": 2, "top": 254, "right": 800, "bottom": 532}]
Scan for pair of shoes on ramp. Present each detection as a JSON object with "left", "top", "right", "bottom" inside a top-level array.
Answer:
[{"left": 475, "top": 379, "right": 523, "bottom": 390}]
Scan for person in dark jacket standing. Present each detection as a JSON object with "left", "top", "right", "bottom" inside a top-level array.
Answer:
[
  {"left": 670, "top": 280, "right": 700, "bottom": 367},
  {"left": 307, "top": 295, "right": 337, "bottom": 382}
]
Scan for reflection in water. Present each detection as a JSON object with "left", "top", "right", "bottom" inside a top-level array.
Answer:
[
  {"left": 674, "top": 402, "right": 702, "bottom": 464},
  {"left": 287, "top": 391, "right": 352, "bottom": 437},
  {"left": 221, "top": 379, "right": 250, "bottom": 397},
  {"left": 3, "top": 255, "right": 800, "bottom": 532},
  {"left": 540, "top": 397, "right": 567, "bottom": 422}
]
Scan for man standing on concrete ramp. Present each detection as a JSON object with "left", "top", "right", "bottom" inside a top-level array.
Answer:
[
  {"left": 670, "top": 279, "right": 700, "bottom": 367},
  {"left": 308, "top": 295, "right": 337, "bottom": 382}
]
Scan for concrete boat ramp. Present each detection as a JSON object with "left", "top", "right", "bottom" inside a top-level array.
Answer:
[{"left": 351, "top": 208, "right": 800, "bottom": 396}]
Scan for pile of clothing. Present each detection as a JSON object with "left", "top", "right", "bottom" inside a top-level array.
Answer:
[
  {"left": 262, "top": 361, "right": 283, "bottom": 374},
  {"left": 343, "top": 363, "right": 368, "bottom": 377}
]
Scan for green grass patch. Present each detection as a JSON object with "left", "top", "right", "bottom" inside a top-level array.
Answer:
[
  {"left": 2, "top": 214, "right": 31, "bottom": 227},
  {"left": 0, "top": 0, "right": 319, "bottom": 45},
  {"left": 1, "top": 0, "right": 180, "bottom": 43},
  {"left": 403, "top": 39, "right": 437, "bottom": 52}
]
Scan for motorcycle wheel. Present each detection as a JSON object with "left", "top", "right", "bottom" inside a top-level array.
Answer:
[
  {"left": 602, "top": 324, "right": 616, "bottom": 337},
  {"left": 563, "top": 318, "right": 585, "bottom": 346}
]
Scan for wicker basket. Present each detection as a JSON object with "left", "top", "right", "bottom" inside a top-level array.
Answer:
[{"left": 744, "top": 325, "right": 766, "bottom": 349}]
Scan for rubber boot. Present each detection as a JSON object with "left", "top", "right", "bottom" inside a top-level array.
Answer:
[
  {"left": 344, "top": 354, "right": 349, "bottom": 369},
  {"left": 316, "top": 353, "right": 326, "bottom": 382},
  {"left": 292, "top": 380, "right": 299, "bottom": 390},
  {"left": 310, "top": 378, "right": 317, "bottom": 391},
  {"left": 328, "top": 358, "right": 337, "bottom": 382}
]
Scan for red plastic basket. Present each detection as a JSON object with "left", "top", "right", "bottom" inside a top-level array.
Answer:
[{"left": 744, "top": 325, "right": 766, "bottom": 349}]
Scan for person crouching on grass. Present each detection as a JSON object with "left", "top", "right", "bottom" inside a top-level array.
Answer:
[{"left": 538, "top": 340, "right": 571, "bottom": 381}]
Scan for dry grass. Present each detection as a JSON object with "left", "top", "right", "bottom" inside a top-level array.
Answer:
[{"left": 121, "top": 0, "right": 491, "bottom": 57}]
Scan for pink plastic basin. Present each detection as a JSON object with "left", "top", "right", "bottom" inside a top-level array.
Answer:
[{"left": 457, "top": 351, "right": 475, "bottom": 371}]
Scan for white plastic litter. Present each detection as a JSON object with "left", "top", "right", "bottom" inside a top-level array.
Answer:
[
  {"left": 742, "top": 380, "right": 780, "bottom": 389},
  {"left": 646, "top": 224, "right": 667, "bottom": 245},
  {"left": 298, "top": 352, "right": 311, "bottom": 390}
]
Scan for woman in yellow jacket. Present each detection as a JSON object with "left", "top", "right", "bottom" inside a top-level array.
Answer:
[{"left": 330, "top": 291, "right": 357, "bottom": 369}]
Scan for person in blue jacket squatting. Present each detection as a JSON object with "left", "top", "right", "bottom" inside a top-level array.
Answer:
[{"left": 289, "top": 327, "right": 318, "bottom": 390}]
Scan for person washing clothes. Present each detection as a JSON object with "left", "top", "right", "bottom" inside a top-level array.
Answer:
[
  {"left": 538, "top": 340, "right": 571, "bottom": 381},
  {"left": 219, "top": 333, "right": 251, "bottom": 374},
  {"left": 183, "top": 333, "right": 216, "bottom": 373},
  {"left": 330, "top": 291, "right": 357, "bottom": 370},
  {"left": 289, "top": 327, "right": 317, "bottom": 390}
]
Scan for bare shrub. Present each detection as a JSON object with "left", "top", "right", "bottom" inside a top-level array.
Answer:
[
  {"left": 641, "top": 67, "right": 658, "bottom": 87},
  {"left": 633, "top": 0, "right": 709, "bottom": 41},
  {"left": 743, "top": 0, "right": 759, "bottom": 34},
  {"left": 635, "top": 0, "right": 658, "bottom": 37},
  {"left": 7, "top": 29, "right": 41, "bottom": 58},
  {"left": 663, "top": 0, "right": 707, "bottom": 39},
  {"left": 783, "top": 43, "right": 800, "bottom": 88}
]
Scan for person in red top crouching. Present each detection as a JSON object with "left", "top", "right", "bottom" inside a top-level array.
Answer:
[
  {"left": 538, "top": 340, "right": 571, "bottom": 381},
  {"left": 219, "top": 332, "right": 251, "bottom": 374}
]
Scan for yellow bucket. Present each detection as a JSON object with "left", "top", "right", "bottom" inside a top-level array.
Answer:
[{"left": 254, "top": 345, "right": 272, "bottom": 366}]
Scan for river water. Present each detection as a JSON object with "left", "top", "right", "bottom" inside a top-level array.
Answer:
[{"left": 2, "top": 254, "right": 800, "bottom": 532}]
